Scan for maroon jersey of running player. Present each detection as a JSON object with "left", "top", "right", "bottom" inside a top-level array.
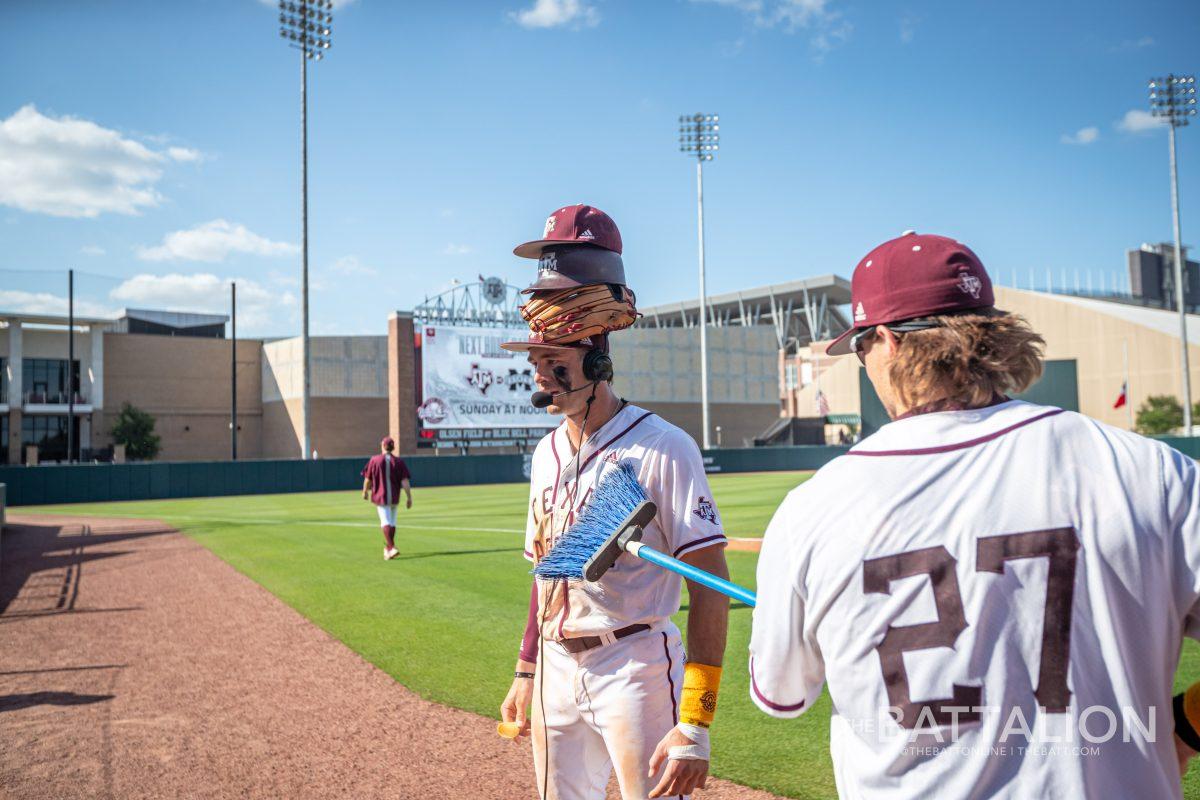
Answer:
[{"left": 361, "top": 453, "right": 411, "bottom": 506}]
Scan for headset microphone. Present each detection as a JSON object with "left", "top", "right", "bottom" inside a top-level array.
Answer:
[{"left": 531, "top": 383, "right": 595, "bottom": 409}]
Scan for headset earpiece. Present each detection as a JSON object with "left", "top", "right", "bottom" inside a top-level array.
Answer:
[{"left": 582, "top": 348, "right": 613, "bottom": 383}]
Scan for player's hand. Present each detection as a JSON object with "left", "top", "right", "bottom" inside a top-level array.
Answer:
[
  {"left": 406, "top": 497, "right": 412, "bottom": 509},
  {"left": 1177, "top": 733, "right": 1198, "bottom": 777},
  {"left": 361, "top": 492, "right": 369, "bottom": 501},
  {"left": 500, "top": 677, "right": 533, "bottom": 741},
  {"left": 647, "top": 727, "right": 709, "bottom": 798}
]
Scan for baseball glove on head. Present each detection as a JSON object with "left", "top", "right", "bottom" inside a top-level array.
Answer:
[{"left": 519, "top": 283, "right": 639, "bottom": 346}]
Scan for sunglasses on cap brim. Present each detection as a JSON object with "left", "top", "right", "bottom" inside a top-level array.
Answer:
[{"left": 850, "top": 317, "right": 947, "bottom": 362}]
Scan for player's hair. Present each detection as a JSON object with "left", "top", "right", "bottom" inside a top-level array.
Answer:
[{"left": 888, "top": 310, "right": 1045, "bottom": 410}]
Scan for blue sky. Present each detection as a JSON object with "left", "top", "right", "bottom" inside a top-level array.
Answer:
[{"left": 2, "top": 0, "right": 1198, "bottom": 336}]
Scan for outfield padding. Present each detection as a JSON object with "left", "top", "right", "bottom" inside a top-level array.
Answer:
[
  {"left": 0, "top": 446, "right": 852, "bottom": 507},
  {"left": 0, "top": 453, "right": 530, "bottom": 507}
]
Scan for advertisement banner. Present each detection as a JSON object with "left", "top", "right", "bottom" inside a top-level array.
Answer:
[{"left": 418, "top": 324, "right": 552, "bottom": 429}]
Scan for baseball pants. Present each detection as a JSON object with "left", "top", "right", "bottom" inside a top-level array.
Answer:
[
  {"left": 531, "top": 621, "right": 687, "bottom": 800},
  {"left": 376, "top": 505, "right": 398, "bottom": 527}
]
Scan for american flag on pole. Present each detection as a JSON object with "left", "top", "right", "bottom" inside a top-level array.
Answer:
[{"left": 816, "top": 389, "right": 830, "bottom": 417}]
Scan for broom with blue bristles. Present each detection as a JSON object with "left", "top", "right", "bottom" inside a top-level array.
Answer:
[{"left": 532, "top": 462, "right": 756, "bottom": 607}]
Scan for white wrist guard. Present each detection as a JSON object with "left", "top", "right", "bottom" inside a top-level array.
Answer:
[{"left": 667, "top": 722, "right": 710, "bottom": 761}]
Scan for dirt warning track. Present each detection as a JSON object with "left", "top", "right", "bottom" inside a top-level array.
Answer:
[{"left": 0, "top": 515, "right": 784, "bottom": 800}]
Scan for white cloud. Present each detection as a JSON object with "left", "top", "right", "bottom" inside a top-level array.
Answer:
[
  {"left": 693, "top": 0, "right": 828, "bottom": 30},
  {"left": 1117, "top": 109, "right": 1165, "bottom": 134},
  {"left": 257, "top": 0, "right": 355, "bottom": 7},
  {"left": 167, "top": 146, "right": 203, "bottom": 163},
  {"left": 329, "top": 255, "right": 378, "bottom": 276},
  {"left": 511, "top": 0, "right": 599, "bottom": 29},
  {"left": 109, "top": 273, "right": 283, "bottom": 327},
  {"left": 899, "top": 13, "right": 915, "bottom": 43},
  {"left": 0, "top": 289, "right": 117, "bottom": 318},
  {"left": 691, "top": 0, "right": 849, "bottom": 55},
  {"left": 1112, "top": 36, "right": 1154, "bottom": 51},
  {"left": 1060, "top": 126, "right": 1099, "bottom": 145},
  {"left": 0, "top": 105, "right": 172, "bottom": 218},
  {"left": 137, "top": 219, "right": 298, "bottom": 263},
  {"left": 443, "top": 243, "right": 474, "bottom": 255},
  {"left": 80, "top": 244, "right": 106, "bottom": 256}
]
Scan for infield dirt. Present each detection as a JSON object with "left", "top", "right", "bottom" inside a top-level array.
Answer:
[{"left": 0, "top": 514, "right": 784, "bottom": 799}]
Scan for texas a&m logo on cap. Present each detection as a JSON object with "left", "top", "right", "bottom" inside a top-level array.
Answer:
[{"left": 957, "top": 271, "right": 983, "bottom": 300}]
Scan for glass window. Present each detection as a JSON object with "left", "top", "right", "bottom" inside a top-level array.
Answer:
[
  {"left": 21, "top": 413, "right": 76, "bottom": 462},
  {"left": 0, "top": 413, "right": 7, "bottom": 464},
  {"left": 21, "top": 359, "right": 80, "bottom": 403}
]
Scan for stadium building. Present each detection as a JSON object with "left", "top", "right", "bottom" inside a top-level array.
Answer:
[{"left": 4, "top": 246, "right": 1196, "bottom": 464}]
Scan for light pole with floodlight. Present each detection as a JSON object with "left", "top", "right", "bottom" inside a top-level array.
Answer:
[
  {"left": 1150, "top": 73, "right": 1197, "bottom": 435},
  {"left": 679, "top": 113, "right": 719, "bottom": 450},
  {"left": 279, "top": 0, "right": 332, "bottom": 459}
]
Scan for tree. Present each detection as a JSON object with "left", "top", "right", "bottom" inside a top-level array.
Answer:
[
  {"left": 110, "top": 402, "right": 161, "bottom": 460},
  {"left": 1135, "top": 395, "right": 1183, "bottom": 436}
]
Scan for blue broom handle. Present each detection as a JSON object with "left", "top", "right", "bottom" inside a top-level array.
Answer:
[{"left": 626, "top": 542, "right": 757, "bottom": 607}]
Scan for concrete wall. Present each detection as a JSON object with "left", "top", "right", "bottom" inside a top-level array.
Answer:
[
  {"left": 262, "top": 397, "right": 388, "bottom": 459},
  {"left": 993, "top": 287, "right": 1186, "bottom": 429},
  {"left": 103, "top": 333, "right": 263, "bottom": 461},
  {"left": 781, "top": 344, "right": 861, "bottom": 420},
  {"left": 611, "top": 326, "right": 778, "bottom": 405},
  {"left": 779, "top": 287, "right": 1200, "bottom": 432},
  {"left": 262, "top": 335, "right": 388, "bottom": 402},
  {"left": 262, "top": 334, "right": 396, "bottom": 458}
]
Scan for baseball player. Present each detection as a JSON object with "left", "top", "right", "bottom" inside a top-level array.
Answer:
[
  {"left": 497, "top": 205, "right": 731, "bottom": 800},
  {"left": 361, "top": 436, "right": 412, "bottom": 560},
  {"left": 749, "top": 231, "right": 1200, "bottom": 797}
]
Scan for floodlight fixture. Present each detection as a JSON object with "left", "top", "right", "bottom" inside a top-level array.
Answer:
[
  {"left": 677, "top": 112, "right": 723, "bottom": 449},
  {"left": 1147, "top": 74, "right": 1196, "bottom": 434},
  {"left": 277, "top": 0, "right": 336, "bottom": 459}
]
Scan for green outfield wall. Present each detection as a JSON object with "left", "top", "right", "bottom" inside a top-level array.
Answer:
[
  {"left": 1, "top": 429, "right": 1189, "bottom": 507},
  {"left": 0, "top": 445, "right": 854, "bottom": 507}
]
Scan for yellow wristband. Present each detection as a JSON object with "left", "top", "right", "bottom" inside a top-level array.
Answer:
[{"left": 680, "top": 662, "right": 723, "bottom": 728}]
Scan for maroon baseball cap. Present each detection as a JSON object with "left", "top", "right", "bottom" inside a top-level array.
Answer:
[
  {"left": 826, "top": 231, "right": 995, "bottom": 356},
  {"left": 514, "top": 204, "right": 626, "bottom": 292},
  {"left": 381, "top": 436, "right": 395, "bottom": 449},
  {"left": 515, "top": 204, "right": 623, "bottom": 257}
]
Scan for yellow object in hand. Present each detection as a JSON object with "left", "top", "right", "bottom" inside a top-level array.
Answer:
[{"left": 497, "top": 721, "right": 522, "bottom": 739}]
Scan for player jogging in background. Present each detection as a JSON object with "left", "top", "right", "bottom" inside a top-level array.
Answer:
[
  {"left": 497, "top": 204, "right": 731, "bottom": 800},
  {"left": 749, "top": 231, "right": 1200, "bottom": 798},
  {"left": 361, "top": 436, "right": 412, "bottom": 561}
]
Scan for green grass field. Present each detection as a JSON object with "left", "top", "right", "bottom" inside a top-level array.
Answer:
[{"left": 20, "top": 471, "right": 1200, "bottom": 799}]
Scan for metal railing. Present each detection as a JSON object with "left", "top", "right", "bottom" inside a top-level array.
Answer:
[{"left": 22, "top": 390, "right": 88, "bottom": 406}]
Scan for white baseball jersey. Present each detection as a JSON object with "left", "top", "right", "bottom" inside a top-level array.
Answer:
[
  {"left": 750, "top": 399, "right": 1200, "bottom": 799},
  {"left": 525, "top": 403, "right": 727, "bottom": 639}
]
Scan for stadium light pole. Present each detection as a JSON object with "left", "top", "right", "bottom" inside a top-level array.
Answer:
[
  {"left": 67, "top": 268, "right": 74, "bottom": 463},
  {"left": 231, "top": 281, "right": 238, "bottom": 461},
  {"left": 1150, "top": 74, "right": 1198, "bottom": 435},
  {"left": 279, "top": 0, "right": 333, "bottom": 459},
  {"left": 679, "top": 113, "right": 719, "bottom": 450}
]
